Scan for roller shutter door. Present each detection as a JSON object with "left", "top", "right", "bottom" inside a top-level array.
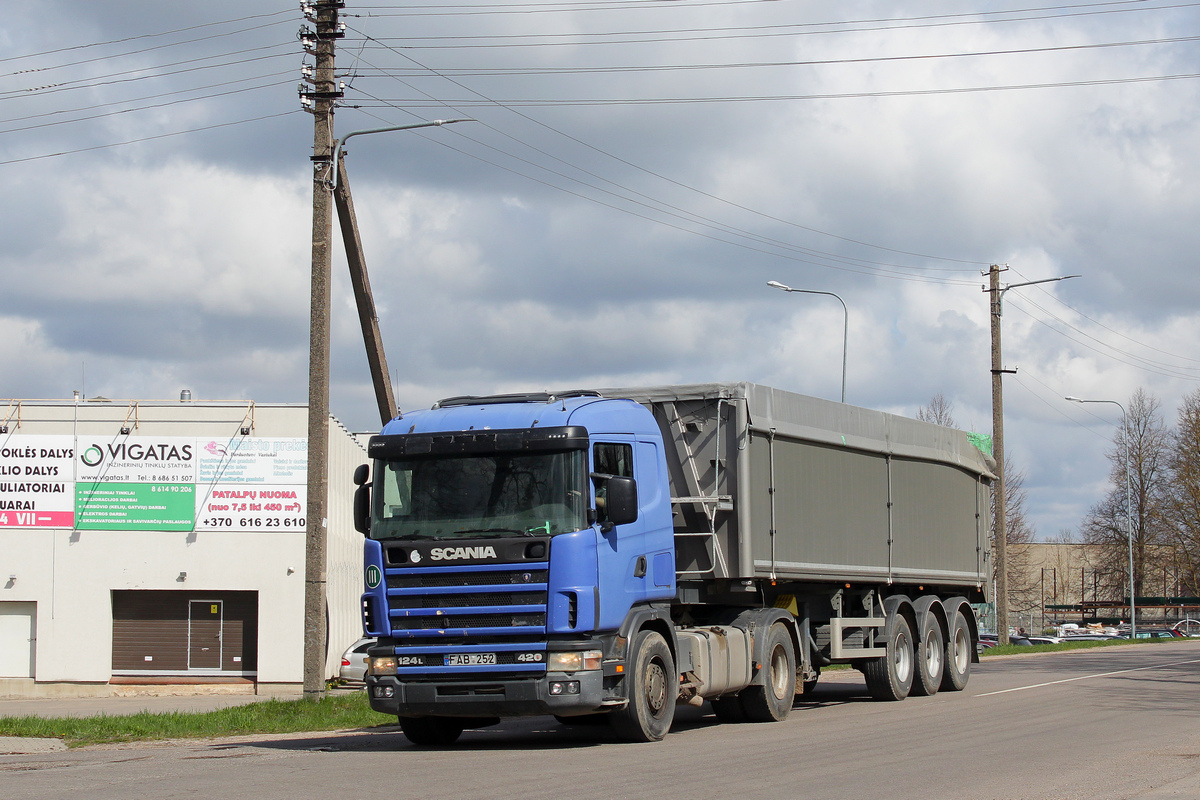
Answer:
[{"left": 112, "top": 590, "right": 258, "bottom": 675}]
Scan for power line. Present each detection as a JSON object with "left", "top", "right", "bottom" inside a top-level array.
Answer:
[
  {"left": 348, "top": 2, "right": 1200, "bottom": 48},
  {"left": 0, "top": 110, "right": 298, "bottom": 167},
  {"left": 1, "top": 43, "right": 295, "bottom": 100},
  {"left": 350, "top": 71, "right": 1200, "bottom": 107},
  {"left": 0, "top": 11, "right": 293, "bottom": 68},
  {"left": 0, "top": 78, "right": 293, "bottom": 137},
  {"left": 346, "top": 29, "right": 987, "bottom": 271},
  {"left": 341, "top": 34, "right": 1200, "bottom": 78}
]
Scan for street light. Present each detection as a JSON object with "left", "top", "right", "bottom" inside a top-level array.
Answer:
[
  {"left": 1065, "top": 395, "right": 1135, "bottom": 639},
  {"left": 767, "top": 280, "right": 848, "bottom": 403}
]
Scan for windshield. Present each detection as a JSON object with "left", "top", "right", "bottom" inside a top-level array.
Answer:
[{"left": 371, "top": 450, "right": 587, "bottom": 540}]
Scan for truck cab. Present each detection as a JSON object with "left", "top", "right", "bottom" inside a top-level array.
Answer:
[{"left": 356, "top": 391, "right": 675, "bottom": 743}]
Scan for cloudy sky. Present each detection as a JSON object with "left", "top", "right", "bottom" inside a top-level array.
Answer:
[{"left": 3, "top": 0, "right": 1200, "bottom": 541}]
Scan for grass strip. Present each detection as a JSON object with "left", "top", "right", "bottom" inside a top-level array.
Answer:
[
  {"left": 980, "top": 636, "right": 1191, "bottom": 657},
  {"left": 0, "top": 691, "right": 393, "bottom": 747}
]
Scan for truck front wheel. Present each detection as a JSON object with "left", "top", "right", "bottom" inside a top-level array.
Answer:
[
  {"left": 739, "top": 622, "right": 796, "bottom": 722},
  {"left": 610, "top": 629, "right": 676, "bottom": 742},
  {"left": 398, "top": 716, "right": 464, "bottom": 746}
]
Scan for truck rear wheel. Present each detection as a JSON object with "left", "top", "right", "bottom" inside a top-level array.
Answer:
[
  {"left": 610, "top": 629, "right": 676, "bottom": 742},
  {"left": 398, "top": 716, "right": 464, "bottom": 746},
  {"left": 910, "top": 610, "right": 944, "bottom": 697},
  {"left": 739, "top": 623, "right": 796, "bottom": 722},
  {"left": 940, "top": 609, "right": 972, "bottom": 692},
  {"left": 863, "top": 613, "right": 914, "bottom": 701}
]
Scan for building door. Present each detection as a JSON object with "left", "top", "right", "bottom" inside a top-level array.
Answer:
[
  {"left": 0, "top": 602, "right": 36, "bottom": 678},
  {"left": 113, "top": 591, "right": 257, "bottom": 675},
  {"left": 188, "top": 600, "right": 223, "bottom": 670}
]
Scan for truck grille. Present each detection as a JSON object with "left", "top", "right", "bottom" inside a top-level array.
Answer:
[{"left": 383, "top": 563, "right": 549, "bottom": 678}]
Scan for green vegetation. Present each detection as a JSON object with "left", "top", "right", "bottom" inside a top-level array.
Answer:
[
  {"left": 979, "top": 636, "right": 1189, "bottom": 657},
  {"left": 0, "top": 691, "right": 393, "bottom": 747}
]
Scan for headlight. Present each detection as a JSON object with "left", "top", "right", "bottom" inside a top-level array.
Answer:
[
  {"left": 548, "top": 649, "right": 603, "bottom": 672},
  {"left": 369, "top": 655, "right": 398, "bottom": 675}
]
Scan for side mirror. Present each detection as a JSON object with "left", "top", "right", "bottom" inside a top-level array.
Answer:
[
  {"left": 591, "top": 473, "right": 638, "bottom": 532},
  {"left": 353, "top": 464, "right": 371, "bottom": 535}
]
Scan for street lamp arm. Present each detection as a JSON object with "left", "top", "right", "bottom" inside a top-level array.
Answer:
[
  {"left": 330, "top": 118, "right": 475, "bottom": 189},
  {"left": 767, "top": 280, "right": 848, "bottom": 403}
]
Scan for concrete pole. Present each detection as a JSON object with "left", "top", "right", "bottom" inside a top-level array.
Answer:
[
  {"left": 303, "top": 1, "right": 340, "bottom": 700},
  {"left": 989, "top": 265, "right": 1011, "bottom": 644}
]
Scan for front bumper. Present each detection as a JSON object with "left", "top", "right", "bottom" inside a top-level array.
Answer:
[{"left": 366, "top": 670, "right": 610, "bottom": 718}]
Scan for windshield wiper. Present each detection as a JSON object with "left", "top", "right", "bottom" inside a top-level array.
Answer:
[{"left": 454, "top": 528, "right": 529, "bottom": 537}]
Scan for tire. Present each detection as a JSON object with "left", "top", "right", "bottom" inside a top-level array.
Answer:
[
  {"left": 910, "top": 608, "right": 945, "bottom": 697},
  {"left": 739, "top": 623, "right": 796, "bottom": 722},
  {"left": 398, "top": 716, "right": 465, "bottom": 746},
  {"left": 863, "top": 612, "right": 915, "bottom": 701},
  {"left": 610, "top": 629, "right": 676, "bottom": 742},
  {"left": 940, "top": 609, "right": 972, "bottom": 692},
  {"left": 711, "top": 696, "right": 748, "bottom": 724}
]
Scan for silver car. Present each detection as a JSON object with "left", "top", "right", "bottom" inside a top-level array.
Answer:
[{"left": 339, "top": 638, "right": 375, "bottom": 684}]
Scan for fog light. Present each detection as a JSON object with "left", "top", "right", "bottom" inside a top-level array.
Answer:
[
  {"left": 372, "top": 685, "right": 394, "bottom": 698},
  {"left": 548, "top": 649, "right": 602, "bottom": 673},
  {"left": 565, "top": 681, "right": 580, "bottom": 695},
  {"left": 369, "top": 656, "right": 398, "bottom": 676},
  {"left": 550, "top": 681, "right": 564, "bottom": 695}
]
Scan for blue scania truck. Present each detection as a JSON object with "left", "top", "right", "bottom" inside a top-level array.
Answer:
[{"left": 353, "top": 382, "right": 992, "bottom": 744}]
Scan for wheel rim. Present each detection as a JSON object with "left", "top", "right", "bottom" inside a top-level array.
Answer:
[
  {"left": 953, "top": 627, "right": 970, "bottom": 673},
  {"left": 645, "top": 657, "right": 668, "bottom": 716},
  {"left": 893, "top": 631, "right": 912, "bottom": 683},
  {"left": 768, "top": 644, "right": 790, "bottom": 700},
  {"left": 925, "top": 629, "right": 942, "bottom": 676}
]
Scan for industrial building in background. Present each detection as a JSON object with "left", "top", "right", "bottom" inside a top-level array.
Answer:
[{"left": 0, "top": 396, "right": 364, "bottom": 697}]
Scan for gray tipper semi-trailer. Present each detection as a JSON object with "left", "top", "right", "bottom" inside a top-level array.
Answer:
[{"left": 352, "top": 382, "right": 993, "bottom": 744}]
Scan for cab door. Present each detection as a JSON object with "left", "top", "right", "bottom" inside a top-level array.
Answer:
[{"left": 592, "top": 439, "right": 674, "bottom": 630}]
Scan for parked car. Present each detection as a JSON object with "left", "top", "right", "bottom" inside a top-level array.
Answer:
[
  {"left": 1173, "top": 619, "right": 1200, "bottom": 637},
  {"left": 1060, "top": 634, "right": 1118, "bottom": 641},
  {"left": 340, "top": 637, "right": 375, "bottom": 683},
  {"left": 1118, "top": 629, "right": 1180, "bottom": 640},
  {"left": 1025, "top": 636, "right": 1061, "bottom": 645}
]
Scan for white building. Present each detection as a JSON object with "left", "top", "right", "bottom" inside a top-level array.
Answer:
[{"left": 0, "top": 397, "right": 367, "bottom": 697}]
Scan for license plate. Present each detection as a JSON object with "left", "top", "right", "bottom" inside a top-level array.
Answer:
[{"left": 444, "top": 652, "right": 497, "bottom": 666}]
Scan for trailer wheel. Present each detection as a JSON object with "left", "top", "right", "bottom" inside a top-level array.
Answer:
[
  {"left": 739, "top": 623, "right": 796, "bottom": 722},
  {"left": 940, "top": 609, "right": 972, "bottom": 692},
  {"left": 398, "top": 716, "right": 464, "bottom": 746},
  {"left": 910, "top": 610, "right": 944, "bottom": 697},
  {"left": 610, "top": 629, "right": 676, "bottom": 742},
  {"left": 863, "top": 613, "right": 914, "bottom": 701}
]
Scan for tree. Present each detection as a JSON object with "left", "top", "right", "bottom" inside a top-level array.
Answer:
[
  {"left": 1164, "top": 388, "right": 1200, "bottom": 596},
  {"left": 916, "top": 393, "right": 957, "bottom": 427},
  {"left": 1079, "top": 388, "right": 1172, "bottom": 603}
]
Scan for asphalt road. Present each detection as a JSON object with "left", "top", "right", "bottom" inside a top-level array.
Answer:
[{"left": 4, "top": 641, "right": 1200, "bottom": 800}]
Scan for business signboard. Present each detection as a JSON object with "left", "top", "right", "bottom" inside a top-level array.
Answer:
[{"left": 0, "top": 434, "right": 307, "bottom": 531}]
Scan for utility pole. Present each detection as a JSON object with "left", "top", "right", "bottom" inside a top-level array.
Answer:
[
  {"left": 300, "top": 0, "right": 344, "bottom": 701},
  {"left": 986, "top": 265, "right": 1079, "bottom": 645},
  {"left": 988, "top": 264, "right": 1011, "bottom": 645}
]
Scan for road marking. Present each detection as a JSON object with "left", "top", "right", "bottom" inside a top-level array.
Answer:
[{"left": 974, "top": 658, "right": 1200, "bottom": 697}]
